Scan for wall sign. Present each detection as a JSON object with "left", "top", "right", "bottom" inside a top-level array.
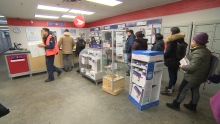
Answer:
[
  {"left": 26, "top": 28, "right": 39, "bottom": 41},
  {"left": 48, "top": 22, "right": 65, "bottom": 27},
  {"left": 13, "top": 27, "right": 21, "bottom": 33},
  {"left": 74, "top": 16, "right": 85, "bottom": 28}
]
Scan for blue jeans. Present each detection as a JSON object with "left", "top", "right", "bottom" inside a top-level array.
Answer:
[
  {"left": 167, "top": 67, "right": 178, "bottom": 89},
  {"left": 125, "top": 53, "right": 131, "bottom": 73},
  {"left": 46, "top": 55, "right": 61, "bottom": 80}
]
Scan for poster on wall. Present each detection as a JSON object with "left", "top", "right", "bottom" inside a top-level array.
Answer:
[
  {"left": 116, "top": 32, "right": 124, "bottom": 56},
  {"left": 61, "top": 29, "right": 76, "bottom": 38},
  {"left": 26, "top": 28, "right": 39, "bottom": 41}
]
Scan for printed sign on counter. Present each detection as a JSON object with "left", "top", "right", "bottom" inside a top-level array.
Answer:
[{"left": 28, "top": 41, "right": 46, "bottom": 57}]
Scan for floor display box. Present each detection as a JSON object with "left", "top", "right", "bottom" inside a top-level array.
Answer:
[{"left": 129, "top": 50, "right": 164, "bottom": 110}]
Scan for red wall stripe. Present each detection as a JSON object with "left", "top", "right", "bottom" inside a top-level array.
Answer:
[
  {"left": 86, "top": 0, "right": 220, "bottom": 27},
  {"left": 6, "top": 18, "right": 88, "bottom": 28}
]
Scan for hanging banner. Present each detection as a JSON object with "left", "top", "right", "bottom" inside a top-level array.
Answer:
[{"left": 74, "top": 16, "right": 85, "bottom": 28}]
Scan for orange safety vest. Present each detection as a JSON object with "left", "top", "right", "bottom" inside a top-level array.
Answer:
[{"left": 45, "top": 35, "right": 59, "bottom": 56}]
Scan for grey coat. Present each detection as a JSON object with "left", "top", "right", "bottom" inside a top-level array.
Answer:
[{"left": 182, "top": 45, "right": 211, "bottom": 84}]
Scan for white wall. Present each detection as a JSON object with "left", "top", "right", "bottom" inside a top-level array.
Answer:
[
  {"left": 88, "top": 7, "right": 220, "bottom": 95},
  {"left": 8, "top": 26, "right": 88, "bottom": 50},
  {"left": 162, "top": 7, "right": 220, "bottom": 26}
]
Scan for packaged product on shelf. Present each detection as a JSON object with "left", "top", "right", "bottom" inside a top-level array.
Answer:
[
  {"left": 132, "top": 69, "right": 146, "bottom": 87},
  {"left": 86, "top": 69, "right": 91, "bottom": 77},
  {"left": 132, "top": 50, "right": 164, "bottom": 62},
  {"left": 81, "top": 54, "right": 88, "bottom": 64},
  {"left": 131, "top": 83, "right": 143, "bottom": 103},
  {"left": 150, "top": 84, "right": 160, "bottom": 103},
  {"left": 141, "top": 87, "right": 152, "bottom": 105},
  {"left": 80, "top": 68, "right": 86, "bottom": 73}
]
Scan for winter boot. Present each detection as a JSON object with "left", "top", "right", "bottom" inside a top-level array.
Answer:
[
  {"left": 161, "top": 89, "right": 173, "bottom": 95},
  {"left": 184, "top": 103, "right": 197, "bottom": 114},
  {"left": 166, "top": 100, "right": 180, "bottom": 111}
]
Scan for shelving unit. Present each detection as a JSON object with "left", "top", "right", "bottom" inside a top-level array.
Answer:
[
  {"left": 79, "top": 47, "right": 105, "bottom": 85},
  {"left": 129, "top": 50, "right": 164, "bottom": 110},
  {"left": 101, "top": 30, "right": 126, "bottom": 95}
]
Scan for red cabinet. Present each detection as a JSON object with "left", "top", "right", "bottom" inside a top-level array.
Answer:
[{"left": 6, "top": 54, "right": 29, "bottom": 74}]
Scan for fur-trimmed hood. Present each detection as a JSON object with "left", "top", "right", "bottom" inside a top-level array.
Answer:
[{"left": 164, "top": 32, "right": 185, "bottom": 43}]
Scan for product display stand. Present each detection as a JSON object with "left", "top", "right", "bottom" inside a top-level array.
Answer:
[
  {"left": 79, "top": 45, "right": 104, "bottom": 85},
  {"left": 101, "top": 30, "right": 126, "bottom": 95},
  {"left": 129, "top": 50, "right": 164, "bottom": 110}
]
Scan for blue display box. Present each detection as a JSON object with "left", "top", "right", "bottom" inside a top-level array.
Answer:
[{"left": 129, "top": 95, "right": 159, "bottom": 111}]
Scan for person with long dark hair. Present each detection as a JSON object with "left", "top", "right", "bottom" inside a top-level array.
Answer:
[
  {"left": 161, "top": 27, "right": 185, "bottom": 95},
  {"left": 151, "top": 33, "right": 164, "bottom": 51}
]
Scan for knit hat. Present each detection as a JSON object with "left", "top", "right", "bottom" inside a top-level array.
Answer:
[{"left": 193, "top": 32, "right": 209, "bottom": 45}]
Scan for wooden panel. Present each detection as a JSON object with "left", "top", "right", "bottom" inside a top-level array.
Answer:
[
  {"left": 103, "top": 76, "right": 124, "bottom": 91},
  {"left": 72, "top": 51, "right": 79, "bottom": 63},
  {"left": 54, "top": 52, "right": 62, "bottom": 67},
  {"left": 28, "top": 54, "right": 46, "bottom": 71}
]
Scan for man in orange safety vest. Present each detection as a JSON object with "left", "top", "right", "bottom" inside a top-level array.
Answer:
[{"left": 38, "top": 28, "right": 62, "bottom": 82}]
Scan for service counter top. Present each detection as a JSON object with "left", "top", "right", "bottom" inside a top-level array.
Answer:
[
  {"left": 4, "top": 49, "right": 79, "bottom": 79},
  {"left": 4, "top": 50, "right": 30, "bottom": 55}
]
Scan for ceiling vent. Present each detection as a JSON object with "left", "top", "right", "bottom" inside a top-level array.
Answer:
[{"left": 62, "top": 0, "right": 81, "bottom": 2}]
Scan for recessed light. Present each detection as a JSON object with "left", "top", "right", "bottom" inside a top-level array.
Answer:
[
  {"left": 86, "top": 0, "right": 122, "bottom": 6},
  {"left": 0, "top": 20, "right": 7, "bottom": 22},
  {"left": 69, "top": 9, "right": 94, "bottom": 15},
  {"left": 35, "top": 15, "right": 59, "bottom": 19},
  {"left": 62, "top": 15, "right": 76, "bottom": 18},
  {"left": 37, "top": 5, "right": 70, "bottom": 12},
  {"left": 0, "top": 15, "right": 4, "bottom": 17}
]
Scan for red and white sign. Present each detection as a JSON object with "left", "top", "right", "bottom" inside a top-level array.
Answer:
[{"left": 74, "top": 16, "right": 85, "bottom": 28}]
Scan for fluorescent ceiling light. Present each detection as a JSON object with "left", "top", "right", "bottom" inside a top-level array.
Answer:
[
  {"left": 0, "top": 15, "right": 4, "bottom": 17},
  {"left": 0, "top": 26, "right": 8, "bottom": 28},
  {"left": 0, "top": 29, "right": 9, "bottom": 31},
  {"left": 35, "top": 14, "right": 59, "bottom": 19},
  {"left": 86, "top": 0, "right": 122, "bottom": 6},
  {"left": 0, "top": 20, "right": 7, "bottom": 22},
  {"left": 69, "top": 9, "right": 94, "bottom": 15},
  {"left": 37, "top": 5, "right": 69, "bottom": 12},
  {"left": 62, "top": 15, "right": 76, "bottom": 18}
]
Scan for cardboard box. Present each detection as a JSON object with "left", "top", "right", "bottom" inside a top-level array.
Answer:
[
  {"left": 90, "top": 71, "right": 104, "bottom": 80},
  {"left": 131, "top": 62, "right": 155, "bottom": 87},
  {"left": 130, "top": 83, "right": 143, "bottom": 103},
  {"left": 132, "top": 50, "right": 164, "bottom": 62}
]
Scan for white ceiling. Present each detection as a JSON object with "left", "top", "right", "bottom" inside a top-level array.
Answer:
[{"left": 0, "top": 0, "right": 181, "bottom": 23}]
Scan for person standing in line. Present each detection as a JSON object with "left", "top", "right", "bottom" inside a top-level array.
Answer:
[
  {"left": 90, "top": 37, "right": 97, "bottom": 45},
  {"left": 151, "top": 33, "right": 164, "bottom": 51},
  {"left": 131, "top": 31, "right": 148, "bottom": 52},
  {"left": 125, "top": 30, "right": 135, "bottom": 76},
  {"left": 166, "top": 32, "right": 211, "bottom": 113},
  {"left": 76, "top": 36, "right": 86, "bottom": 73},
  {"left": 58, "top": 29, "right": 75, "bottom": 72},
  {"left": 161, "top": 27, "right": 185, "bottom": 95},
  {"left": 38, "top": 28, "right": 62, "bottom": 82}
]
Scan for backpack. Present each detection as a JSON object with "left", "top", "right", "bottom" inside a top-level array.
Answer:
[
  {"left": 206, "top": 54, "right": 220, "bottom": 84},
  {"left": 176, "top": 40, "right": 188, "bottom": 60}
]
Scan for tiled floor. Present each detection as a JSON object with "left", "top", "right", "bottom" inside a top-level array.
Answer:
[{"left": 0, "top": 54, "right": 216, "bottom": 124}]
